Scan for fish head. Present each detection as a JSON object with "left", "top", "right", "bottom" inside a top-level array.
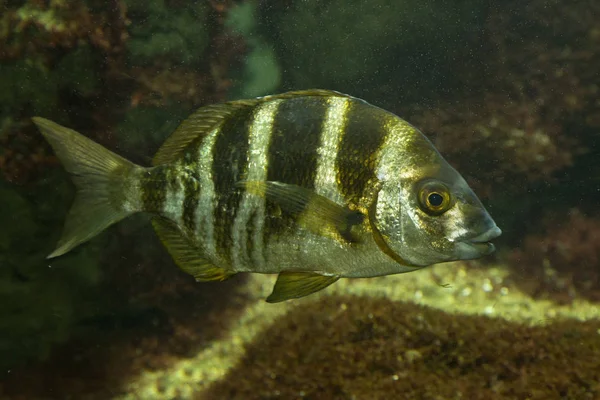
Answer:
[{"left": 372, "top": 149, "right": 501, "bottom": 267}]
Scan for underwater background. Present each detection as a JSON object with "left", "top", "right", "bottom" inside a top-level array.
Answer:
[{"left": 0, "top": 0, "right": 599, "bottom": 399}]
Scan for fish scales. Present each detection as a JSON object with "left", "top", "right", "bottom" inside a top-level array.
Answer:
[
  {"left": 171, "top": 129, "right": 205, "bottom": 236},
  {"left": 165, "top": 166, "right": 186, "bottom": 225},
  {"left": 33, "top": 89, "right": 501, "bottom": 303},
  {"left": 181, "top": 166, "right": 200, "bottom": 233},
  {"left": 336, "top": 99, "right": 397, "bottom": 208},
  {"left": 140, "top": 166, "right": 169, "bottom": 214},
  {"left": 264, "top": 96, "right": 332, "bottom": 243},
  {"left": 314, "top": 96, "right": 350, "bottom": 204},
  {"left": 210, "top": 106, "right": 254, "bottom": 264},
  {"left": 231, "top": 100, "right": 282, "bottom": 271},
  {"left": 193, "top": 126, "right": 220, "bottom": 259}
]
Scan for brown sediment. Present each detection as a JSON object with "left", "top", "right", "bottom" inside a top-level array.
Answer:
[
  {"left": 201, "top": 294, "right": 600, "bottom": 400},
  {"left": 106, "top": 264, "right": 600, "bottom": 399}
]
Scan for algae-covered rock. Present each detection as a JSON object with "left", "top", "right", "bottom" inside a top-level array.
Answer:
[
  {"left": 0, "top": 61, "right": 60, "bottom": 119},
  {"left": 225, "top": 1, "right": 281, "bottom": 98},
  {"left": 125, "top": 0, "right": 209, "bottom": 66},
  {"left": 204, "top": 295, "right": 600, "bottom": 399},
  {"left": 0, "top": 44, "right": 103, "bottom": 124},
  {"left": 258, "top": 0, "right": 488, "bottom": 103},
  {"left": 54, "top": 45, "right": 102, "bottom": 96}
]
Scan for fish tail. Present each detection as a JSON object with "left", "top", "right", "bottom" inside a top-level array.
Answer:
[{"left": 33, "top": 117, "right": 144, "bottom": 258}]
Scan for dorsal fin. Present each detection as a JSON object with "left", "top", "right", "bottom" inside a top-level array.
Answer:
[
  {"left": 152, "top": 100, "right": 255, "bottom": 166},
  {"left": 258, "top": 89, "right": 352, "bottom": 102},
  {"left": 152, "top": 89, "right": 352, "bottom": 166}
]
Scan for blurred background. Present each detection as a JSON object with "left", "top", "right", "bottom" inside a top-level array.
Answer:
[{"left": 0, "top": 0, "right": 599, "bottom": 399}]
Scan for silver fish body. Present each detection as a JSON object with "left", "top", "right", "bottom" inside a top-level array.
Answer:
[{"left": 33, "top": 89, "right": 501, "bottom": 302}]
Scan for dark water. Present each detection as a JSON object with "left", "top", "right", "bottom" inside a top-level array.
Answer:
[{"left": 0, "top": 1, "right": 598, "bottom": 399}]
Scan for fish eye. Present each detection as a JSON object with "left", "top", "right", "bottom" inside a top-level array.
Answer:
[
  {"left": 428, "top": 192, "right": 444, "bottom": 207},
  {"left": 417, "top": 181, "right": 452, "bottom": 215}
]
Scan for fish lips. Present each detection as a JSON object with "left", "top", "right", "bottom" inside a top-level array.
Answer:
[{"left": 456, "top": 225, "right": 502, "bottom": 259}]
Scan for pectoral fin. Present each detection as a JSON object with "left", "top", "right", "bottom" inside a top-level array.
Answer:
[
  {"left": 266, "top": 271, "right": 340, "bottom": 303},
  {"left": 238, "top": 181, "right": 364, "bottom": 242},
  {"left": 151, "top": 217, "right": 235, "bottom": 281}
]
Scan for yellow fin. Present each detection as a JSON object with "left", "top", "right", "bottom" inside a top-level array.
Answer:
[
  {"left": 267, "top": 272, "right": 340, "bottom": 303},
  {"left": 32, "top": 117, "right": 139, "bottom": 258},
  {"left": 152, "top": 90, "right": 352, "bottom": 166},
  {"left": 238, "top": 181, "right": 364, "bottom": 242},
  {"left": 151, "top": 217, "right": 234, "bottom": 281},
  {"left": 258, "top": 89, "right": 352, "bottom": 102}
]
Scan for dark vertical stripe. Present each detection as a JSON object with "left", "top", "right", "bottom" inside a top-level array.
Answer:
[
  {"left": 337, "top": 99, "right": 392, "bottom": 205},
  {"left": 182, "top": 169, "right": 200, "bottom": 233},
  {"left": 266, "top": 97, "right": 329, "bottom": 186},
  {"left": 141, "top": 165, "right": 168, "bottom": 213},
  {"left": 263, "top": 97, "right": 330, "bottom": 237},
  {"left": 245, "top": 208, "right": 257, "bottom": 262},
  {"left": 179, "top": 138, "right": 203, "bottom": 234},
  {"left": 211, "top": 106, "right": 255, "bottom": 260}
]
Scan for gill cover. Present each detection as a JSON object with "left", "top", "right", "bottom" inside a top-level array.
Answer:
[
  {"left": 367, "top": 188, "right": 420, "bottom": 268},
  {"left": 370, "top": 154, "right": 500, "bottom": 268}
]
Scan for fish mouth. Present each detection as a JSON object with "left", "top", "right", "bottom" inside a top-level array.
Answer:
[
  {"left": 468, "top": 225, "right": 502, "bottom": 243},
  {"left": 457, "top": 226, "right": 502, "bottom": 258}
]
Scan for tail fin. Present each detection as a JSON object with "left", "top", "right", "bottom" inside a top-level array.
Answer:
[{"left": 33, "top": 117, "right": 142, "bottom": 258}]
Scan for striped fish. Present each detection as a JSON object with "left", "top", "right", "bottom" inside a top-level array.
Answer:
[{"left": 34, "top": 89, "right": 500, "bottom": 302}]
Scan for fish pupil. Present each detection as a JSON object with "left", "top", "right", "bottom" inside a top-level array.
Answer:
[{"left": 428, "top": 193, "right": 443, "bottom": 207}]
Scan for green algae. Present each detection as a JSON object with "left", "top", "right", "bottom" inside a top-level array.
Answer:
[
  {"left": 125, "top": 0, "right": 209, "bottom": 67},
  {"left": 0, "top": 60, "right": 60, "bottom": 118},
  {"left": 0, "top": 45, "right": 101, "bottom": 124},
  {"left": 54, "top": 45, "right": 101, "bottom": 96},
  {"left": 225, "top": 0, "right": 281, "bottom": 98},
  {"left": 13, "top": 2, "right": 70, "bottom": 35}
]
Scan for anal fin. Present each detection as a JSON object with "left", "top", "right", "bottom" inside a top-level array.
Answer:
[
  {"left": 266, "top": 271, "right": 340, "bottom": 303},
  {"left": 151, "top": 217, "right": 234, "bottom": 281}
]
